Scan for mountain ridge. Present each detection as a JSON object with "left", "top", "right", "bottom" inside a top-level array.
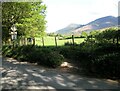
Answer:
[{"left": 55, "top": 16, "right": 118, "bottom": 35}]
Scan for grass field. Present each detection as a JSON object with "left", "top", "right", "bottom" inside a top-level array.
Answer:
[{"left": 35, "top": 36, "right": 85, "bottom": 46}]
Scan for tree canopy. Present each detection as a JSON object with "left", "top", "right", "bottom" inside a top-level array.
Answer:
[
  {"left": 95, "top": 28, "right": 119, "bottom": 43},
  {"left": 80, "top": 31, "right": 88, "bottom": 38},
  {"left": 2, "top": 1, "right": 47, "bottom": 41}
]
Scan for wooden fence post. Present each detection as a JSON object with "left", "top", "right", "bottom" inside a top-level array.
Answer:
[
  {"left": 72, "top": 34, "right": 75, "bottom": 45},
  {"left": 55, "top": 36, "right": 57, "bottom": 47},
  {"left": 32, "top": 38, "right": 35, "bottom": 46}
]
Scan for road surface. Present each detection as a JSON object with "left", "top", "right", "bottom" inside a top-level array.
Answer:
[{"left": 1, "top": 57, "right": 119, "bottom": 90}]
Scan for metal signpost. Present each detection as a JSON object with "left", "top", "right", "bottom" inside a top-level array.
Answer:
[{"left": 10, "top": 25, "right": 17, "bottom": 48}]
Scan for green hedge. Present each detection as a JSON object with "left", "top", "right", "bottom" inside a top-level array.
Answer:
[
  {"left": 59, "top": 43, "right": 120, "bottom": 79},
  {"left": 2, "top": 45, "right": 64, "bottom": 68},
  {"left": 2, "top": 43, "right": 120, "bottom": 79},
  {"left": 91, "top": 53, "right": 120, "bottom": 78}
]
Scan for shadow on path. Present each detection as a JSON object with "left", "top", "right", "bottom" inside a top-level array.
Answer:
[{"left": 1, "top": 57, "right": 119, "bottom": 90}]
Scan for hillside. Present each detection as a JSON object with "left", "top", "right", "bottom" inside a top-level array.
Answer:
[
  {"left": 74, "top": 16, "right": 118, "bottom": 33},
  {"left": 55, "top": 24, "right": 83, "bottom": 35},
  {"left": 55, "top": 16, "right": 118, "bottom": 35}
]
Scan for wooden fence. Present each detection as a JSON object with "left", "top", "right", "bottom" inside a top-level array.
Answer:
[{"left": 3, "top": 35, "right": 77, "bottom": 47}]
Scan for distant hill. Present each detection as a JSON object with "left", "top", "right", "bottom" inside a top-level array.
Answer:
[
  {"left": 55, "top": 23, "right": 83, "bottom": 35},
  {"left": 55, "top": 16, "right": 118, "bottom": 35}
]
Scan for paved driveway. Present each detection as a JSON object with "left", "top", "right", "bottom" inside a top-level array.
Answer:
[{"left": 1, "top": 57, "right": 119, "bottom": 90}]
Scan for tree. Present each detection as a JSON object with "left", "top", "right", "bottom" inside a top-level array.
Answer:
[
  {"left": 2, "top": 1, "right": 47, "bottom": 42},
  {"left": 2, "top": 2, "right": 30, "bottom": 41},
  {"left": 89, "top": 30, "right": 100, "bottom": 38},
  {"left": 22, "top": 2, "right": 47, "bottom": 38},
  {"left": 95, "top": 28, "right": 118, "bottom": 44},
  {"left": 115, "top": 28, "right": 120, "bottom": 45},
  {"left": 80, "top": 31, "right": 88, "bottom": 38}
]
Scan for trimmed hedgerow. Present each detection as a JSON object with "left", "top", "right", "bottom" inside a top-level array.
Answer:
[
  {"left": 2, "top": 43, "right": 120, "bottom": 79},
  {"left": 2, "top": 45, "right": 64, "bottom": 68}
]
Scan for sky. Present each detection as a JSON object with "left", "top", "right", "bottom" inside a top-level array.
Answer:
[{"left": 43, "top": 0, "right": 119, "bottom": 33}]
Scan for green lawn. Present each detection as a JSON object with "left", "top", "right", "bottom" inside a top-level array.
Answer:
[{"left": 35, "top": 36, "right": 85, "bottom": 46}]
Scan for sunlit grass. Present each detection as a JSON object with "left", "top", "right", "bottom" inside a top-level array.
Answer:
[{"left": 35, "top": 36, "right": 85, "bottom": 46}]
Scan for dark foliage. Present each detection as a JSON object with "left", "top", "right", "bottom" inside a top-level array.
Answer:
[{"left": 2, "top": 45, "right": 64, "bottom": 68}]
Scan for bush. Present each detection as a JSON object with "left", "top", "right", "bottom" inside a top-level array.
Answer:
[
  {"left": 35, "top": 48, "right": 53, "bottom": 65},
  {"left": 47, "top": 51, "right": 64, "bottom": 68},
  {"left": 2, "top": 45, "right": 13, "bottom": 57},
  {"left": 2, "top": 45, "right": 64, "bottom": 68},
  {"left": 91, "top": 53, "right": 120, "bottom": 79},
  {"left": 64, "top": 42, "right": 73, "bottom": 46},
  {"left": 64, "top": 41, "right": 77, "bottom": 46},
  {"left": 94, "top": 43, "right": 119, "bottom": 55},
  {"left": 17, "top": 45, "right": 35, "bottom": 61},
  {"left": 59, "top": 46, "right": 78, "bottom": 59},
  {"left": 79, "top": 41, "right": 98, "bottom": 52}
]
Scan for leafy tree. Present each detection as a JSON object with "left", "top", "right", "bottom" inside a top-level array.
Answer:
[
  {"left": 22, "top": 2, "right": 47, "bottom": 38},
  {"left": 2, "top": 1, "right": 47, "bottom": 42},
  {"left": 95, "top": 28, "right": 118, "bottom": 44},
  {"left": 89, "top": 30, "right": 100, "bottom": 38},
  {"left": 115, "top": 28, "right": 120, "bottom": 45},
  {"left": 2, "top": 2, "right": 30, "bottom": 41},
  {"left": 80, "top": 31, "right": 88, "bottom": 38}
]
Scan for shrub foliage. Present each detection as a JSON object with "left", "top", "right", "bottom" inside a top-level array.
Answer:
[{"left": 2, "top": 45, "right": 64, "bottom": 68}]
